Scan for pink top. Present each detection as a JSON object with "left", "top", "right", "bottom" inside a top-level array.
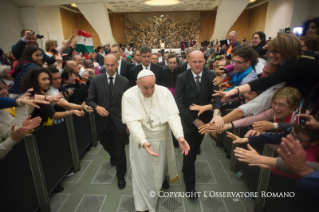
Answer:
[{"left": 233, "top": 108, "right": 274, "bottom": 128}]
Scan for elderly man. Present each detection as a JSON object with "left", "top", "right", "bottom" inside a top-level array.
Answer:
[
  {"left": 88, "top": 54, "right": 130, "bottom": 189},
  {"left": 217, "top": 31, "right": 241, "bottom": 59},
  {"left": 175, "top": 50, "right": 222, "bottom": 198},
  {"left": 122, "top": 70, "right": 190, "bottom": 212}
]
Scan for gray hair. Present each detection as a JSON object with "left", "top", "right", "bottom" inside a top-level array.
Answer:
[
  {"left": 186, "top": 47, "right": 194, "bottom": 55},
  {"left": 206, "top": 59, "right": 214, "bottom": 70},
  {"left": 229, "top": 31, "right": 238, "bottom": 37},
  {"left": 0, "top": 65, "right": 11, "bottom": 78}
]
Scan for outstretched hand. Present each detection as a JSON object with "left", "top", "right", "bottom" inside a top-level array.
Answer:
[
  {"left": 226, "top": 131, "right": 249, "bottom": 144},
  {"left": 22, "top": 115, "right": 42, "bottom": 130},
  {"left": 143, "top": 142, "right": 159, "bottom": 157},
  {"left": 178, "top": 137, "right": 190, "bottom": 156}
]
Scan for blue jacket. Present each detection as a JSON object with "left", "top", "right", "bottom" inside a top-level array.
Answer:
[{"left": 9, "top": 62, "right": 40, "bottom": 94}]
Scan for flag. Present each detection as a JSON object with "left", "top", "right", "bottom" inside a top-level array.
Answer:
[{"left": 76, "top": 29, "right": 94, "bottom": 53}]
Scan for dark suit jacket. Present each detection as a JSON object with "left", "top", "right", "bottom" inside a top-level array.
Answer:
[
  {"left": 158, "top": 56, "right": 165, "bottom": 66},
  {"left": 87, "top": 73, "right": 130, "bottom": 133},
  {"left": 129, "top": 63, "right": 163, "bottom": 87},
  {"left": 162, "top": 66, "right": 184, "bottom": 88},
  {"left": 119, "top": 59, "right": 133, "bottom": 80},
  {"left": 95, "top": 53, "right": 105, "bottom": 67},
  {"left": 175, "top": 69, "right": 222, "bottom": 135},
  {"left": 12, "top": 39, "right": 55, "bottom": 65},
  {"left": 175, "top": 62, "right": 188, "bottom": 74}
]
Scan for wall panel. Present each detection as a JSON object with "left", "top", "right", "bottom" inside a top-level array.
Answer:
[
  {"left": 109, "top": 13, "right": 126, "bottom": 44},
  {"left": 226, "top": 2, "right": 268, "bottom": 41},
  {"left": 60, "top": 7, "right": 101, "bottom": 47},
  {"left": 199, "top": 11, "right": 217, "bottom": 43}
]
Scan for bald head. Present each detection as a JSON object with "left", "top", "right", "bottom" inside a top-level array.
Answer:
[
  {"left": 189, "top": 50, "right": 205, "bottom": 75},
  {"left": 104, "top": 54, "right": 118, "bottom": 76},
  {"left": 137, "top": 75, "right": 156, "bottom": 98},
  {"left": 66, "top": 60, "right": 81, "bottom": 75}
]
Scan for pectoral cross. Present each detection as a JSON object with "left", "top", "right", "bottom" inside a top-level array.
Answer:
[{"left": 147, "top": 117, "right": 154, "bottom": 128}]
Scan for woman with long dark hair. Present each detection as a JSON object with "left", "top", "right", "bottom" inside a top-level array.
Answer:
[
  {"left": 9, "top": 47, "right": 42, "bottom": 94},
  {"left": 20, "top": 68, "right": 84, "bottom": 126},
  {"left": 251, "top": 31, "right": 267, "bottom": 57}
]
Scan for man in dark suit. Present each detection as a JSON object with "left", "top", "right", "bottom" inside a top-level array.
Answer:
[
  {"left": 129, "top": 46, "right": 163, "bottom": 87},
  {"left": 95, "top": 46, "right": 105, "bottom": 67},
  {"left": 110, "top": 44, "right": 132, "bottom": 80},
  {"left": 157, "top": 50, "right": 165, "bottom": 66},
  {"left": 175, "top": 50, "right": 223, "bottom": 198},
  {"left": 132, "top": 50, "right": 141, "bottom": 67},
  {"left": 87, "top": 54, "right": 130, "bottom": 190}
]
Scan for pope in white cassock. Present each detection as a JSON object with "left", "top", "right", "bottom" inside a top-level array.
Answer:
[{"left": 122, "top": 69, "right": 190, "bottom": 212}]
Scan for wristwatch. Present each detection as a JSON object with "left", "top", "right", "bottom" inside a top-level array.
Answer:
[
  {"left": 273, "top": 122, "right": 278, "bottom": 129},
  {"left": 214, "top": 111, "right": 221, "bottom": 116}
]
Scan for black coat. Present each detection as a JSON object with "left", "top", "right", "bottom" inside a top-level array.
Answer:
[
  {"left": 129, "top": 63, "right": 163, "bottom": 87},
  {"left": 119, "top": 59, "right": 133, "bottom": 80},
  {"left": 175, "top": 69, "right": 221, "bottom": 135},
  {"left": 87, "top": 74, "right": 130, "bottom": 133}
]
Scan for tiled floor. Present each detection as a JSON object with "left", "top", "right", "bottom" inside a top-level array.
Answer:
[{"left": 51, "top": 135, "right": 254, "bottom": 212}]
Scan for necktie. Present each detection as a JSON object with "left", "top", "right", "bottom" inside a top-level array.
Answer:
[
  {"left": 195, "top": 76, "right": 200, "bottom": 92},
  {"left": 109, "top": 76, "right": 114, "bottom": 95}
]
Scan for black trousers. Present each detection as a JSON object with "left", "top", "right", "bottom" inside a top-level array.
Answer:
[
  {"left": 182, "top": 131, "right": 204, "bottom": 190},
  {"left": 99, "top": 118, "right": 127, "bottom": 179}
]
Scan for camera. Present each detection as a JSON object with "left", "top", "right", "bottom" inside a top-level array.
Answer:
[
  {"left": 36, "top": 34, "right": 44, "bottom": 39},
  {"left": 297, "top": 116, "right": 307, "bottom": 125},
  {"left": 27, "top": 90, "right": 35, "bottom": 98},
  {"left": 51, "top": 48, "right": 58, "bottom": 54}
]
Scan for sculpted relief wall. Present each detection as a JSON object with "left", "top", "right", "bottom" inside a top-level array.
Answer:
[{"left": 125, "top": 12, "right": 201, "bottom": 49}]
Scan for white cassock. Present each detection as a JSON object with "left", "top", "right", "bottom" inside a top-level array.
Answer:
[{"left": 122, "top": 85, "right": 184, "bottom": 212}]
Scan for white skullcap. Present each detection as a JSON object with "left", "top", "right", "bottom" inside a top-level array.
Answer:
[{"left": 137, "top": 69, "right": 155, "bottom": 79}]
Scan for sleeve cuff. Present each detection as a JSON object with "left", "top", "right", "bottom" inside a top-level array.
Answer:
[
  {"left": 140, "top": 139, "right": 147, "bottom": 147},
  {"left": 1, "top": 137, "right": 18, "bottom": 150},
  {"left": 176, "top": 134, "right": 184, "bottom": 140},
  {"left": 21, "top": 37, "right": 27, "bottom": 42}
]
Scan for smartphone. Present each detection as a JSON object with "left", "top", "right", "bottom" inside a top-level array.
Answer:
[
  {"left": 28, "top": 90, "right": 35, "bottom": 98},
  {"left": 298, "top": 116, "right": 307, "bottom": 125},
  {"left": 220, "top": 40, "right": 228, "bottom": 46},
  {"left": 285, "top": 27, "right": 291, "bottom": 33}
]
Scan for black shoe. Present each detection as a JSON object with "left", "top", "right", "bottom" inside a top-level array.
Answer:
[
  {"left": 110, "top": 157, "right": 116, "bottom": 166},
  {"left": 197, "top": 148, "right": 201, "bottom": 155},
  {"left": 186, "top": 189, "right": 199, "bottom": 199},
  {"left": 162, "top": 179, "right": 169, "bottom": 189},
  {"left": 52, "top": 185, "right": 64, "bottom": 193},
  {"left": 118, "top": 178, "right": 126, "bottom": 189}
]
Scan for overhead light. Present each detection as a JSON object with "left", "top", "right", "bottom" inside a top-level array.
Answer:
[
  {"left": 144, "top": 0, "right": 180, "bottom": 6},
  {"left": 71, "top": 3, "right": 77, "bottom": 7},
  {"left": 249, "top": 0, "right": 256, "bottom": 3}
]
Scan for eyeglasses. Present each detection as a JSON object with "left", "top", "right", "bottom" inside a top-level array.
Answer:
[
  {"left": 271, "top": 101, "right": 289, "bottom": 109},
  {"left": 231, "top": 59, "right": 246, "bottom": 65},
  {"left": 290, "top": 131, "right": 312, "bottom": 143},
  {"left": 268, "top": 50, "right": 279, "bottom": 55},
  {"left": 252, "top": 37, "right": 259, "bottom": 40}
]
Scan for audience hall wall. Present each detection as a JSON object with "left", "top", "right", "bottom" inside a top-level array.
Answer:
[
  {"left": 60, "top": 7, "right": 101, "bottom": 47},
  {"left": 226, "top": 2, "right": 268, "bottom": 41}
]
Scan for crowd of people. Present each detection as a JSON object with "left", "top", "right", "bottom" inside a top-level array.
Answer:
[{"left": 0, "top": 15, "right": 319, "bottom": 212}]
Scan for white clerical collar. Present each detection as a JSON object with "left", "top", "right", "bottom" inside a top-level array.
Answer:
[
  {"left": 191, "top": 70, "right": 202, "bottom": 78},
  {"left": 142, "top": 63, "right": 151, "bottom": 70},
  {"left": 106, "top": 71, "right": 117, "bottom": 81},
  {"left": 187, "top": 63, "right": 191, "bottom": 70}
]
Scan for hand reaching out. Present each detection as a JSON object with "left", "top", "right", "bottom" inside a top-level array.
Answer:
[{"left": 143, "top": 142, "right": 159, "bottom": 157}]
